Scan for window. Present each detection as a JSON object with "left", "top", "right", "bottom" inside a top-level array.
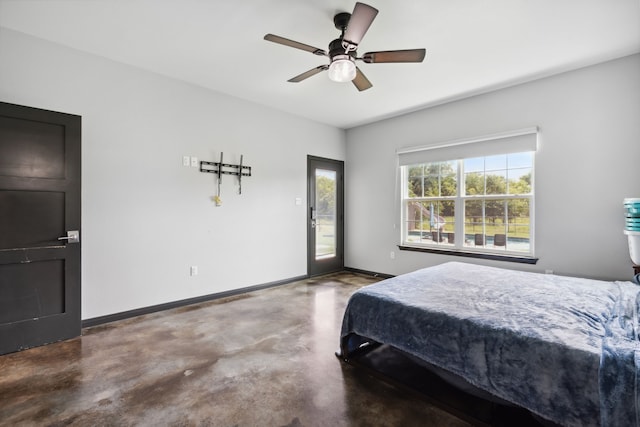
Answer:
[{"left": 399, "top": 128, "right": 537, "bottom": 260}]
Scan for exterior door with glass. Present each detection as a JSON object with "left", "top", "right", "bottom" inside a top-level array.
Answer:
[{"left": 307, "top": 156, "right": 344, "bottom": 276}]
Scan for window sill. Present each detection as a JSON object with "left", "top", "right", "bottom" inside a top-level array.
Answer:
[{"left": 398, "top": 245, "right": 538, "bottom": 264}]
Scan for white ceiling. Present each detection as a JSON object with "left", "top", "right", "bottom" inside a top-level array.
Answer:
[{"left": 1, "top": 0, "right": 638, "bottom": 129}]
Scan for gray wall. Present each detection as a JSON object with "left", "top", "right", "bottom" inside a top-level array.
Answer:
[
  {"left": 0, "top": 28, "right": 345, "bottom": 319},
  {"left": 345, "top": 54, "right": 640, "bottom": 281}
]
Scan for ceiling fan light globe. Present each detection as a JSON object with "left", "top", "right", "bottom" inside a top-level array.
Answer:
[{"left": 328, "top": 57, "right": 356, "bottom": 83}]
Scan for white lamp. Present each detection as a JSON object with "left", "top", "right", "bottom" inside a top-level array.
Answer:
[{"left": 328, "top": 55, "right": 356, "bottom": 83}]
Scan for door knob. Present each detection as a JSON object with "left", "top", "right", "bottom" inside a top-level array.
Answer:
[{"left": 58, "top": 230, "right": 80, "bottom": 244}]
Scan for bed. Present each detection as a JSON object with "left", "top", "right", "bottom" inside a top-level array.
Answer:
[{"left": 338, "top": 262, "right": 640, "bottom": 427}]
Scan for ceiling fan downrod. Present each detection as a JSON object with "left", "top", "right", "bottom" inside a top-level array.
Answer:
[{"left": 334, "top": 12, "right": 358, "bottom": 53}]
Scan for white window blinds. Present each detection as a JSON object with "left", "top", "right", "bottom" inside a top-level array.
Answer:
[{"left": 397, "top": 127, "right": 538, "bottom": 166}]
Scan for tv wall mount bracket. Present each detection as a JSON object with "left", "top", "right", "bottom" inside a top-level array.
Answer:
[{"left": 199, "top": 152, "right": 251, "bottom": 205}]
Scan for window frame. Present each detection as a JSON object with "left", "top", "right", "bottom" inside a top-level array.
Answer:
[{"left": 399, "top": 150, "right": 537, "bottom": 263}]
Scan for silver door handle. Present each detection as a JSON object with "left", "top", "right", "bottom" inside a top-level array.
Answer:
[{"left": 58, "top": 230, "right": 80, "bottom": 243}]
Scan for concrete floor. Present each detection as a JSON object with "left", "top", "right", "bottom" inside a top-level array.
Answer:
[{"left": 0, "top": 272, "right": 472, "bottom": 427}]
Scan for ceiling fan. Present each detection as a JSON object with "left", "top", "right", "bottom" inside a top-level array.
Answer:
[{"left": 264, "top": 2, "right": 426, "bottom": 91}]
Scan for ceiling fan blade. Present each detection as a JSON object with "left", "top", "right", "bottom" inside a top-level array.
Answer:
[
  {"left": 362, "top": 49, "right": 426, "bottom": 63},
  {"left": 288, "top": 66, "right": 329, "bottom": 83},
  {"left": 343, "top": 2, "right": 379, "bottom": 47},
  {"left": 264, "top": 34, "right": 327, "bottom": 56},
  {"left": 352, "top": 67, "right": 373, "bottom": 91}
]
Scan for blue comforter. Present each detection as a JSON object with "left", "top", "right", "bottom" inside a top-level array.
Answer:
[{"left": 340, "top": 262, "right": 640, "bottom": 427}]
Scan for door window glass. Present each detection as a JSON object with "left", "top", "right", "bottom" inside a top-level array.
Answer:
[{"left": 315, "top": 169, "right": 336, "bottom": 259}]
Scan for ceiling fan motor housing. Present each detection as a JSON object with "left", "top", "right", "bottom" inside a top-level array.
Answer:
[{"left": 329, "top": 38, "right": 355, "bottom": 61}]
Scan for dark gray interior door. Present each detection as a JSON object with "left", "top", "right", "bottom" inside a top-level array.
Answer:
[
  {"left": 0, "top": 102, "right": 81, "bottom": 355},
  {"left": 307, "top": 156, "right": 344, "bottom": 277}
]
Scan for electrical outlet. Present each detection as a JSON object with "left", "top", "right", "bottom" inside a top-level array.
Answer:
[
  {"left": 182, "top": 156, "right": 190, "bottom": 167},
  {"left": 190, "top": 156, "right": 198, "bottom": 167},
  {"left": 390, "top": 251, "right": 395, "bottom": 260},
  {"left": 190, "top": 266, "right": 198, "bottom": 276}
]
